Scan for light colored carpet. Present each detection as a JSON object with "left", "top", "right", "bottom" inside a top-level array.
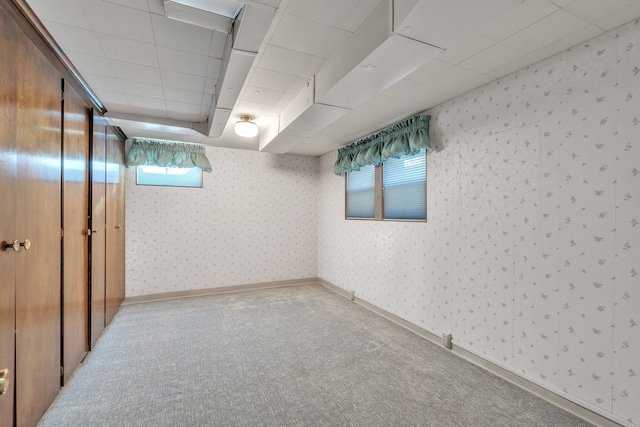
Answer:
[{"left": 38, "top": 284, "right": 593, "bottom": 426}]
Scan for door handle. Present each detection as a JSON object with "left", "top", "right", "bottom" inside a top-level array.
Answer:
[
  {"left": 0, "top": 368, "right": 9, "bottom": 395},
  {"left": 1, "top": 239, "right": 30, "bottom": 251},
  {"left": 92, "top": 229, "right": 98, "bottom": 234},
  {"left": 1, "top": 240, "right": 20, "bottom": 252},
  {"left": 83, "top": 229, "right": 92, "bottom": 236},
  {"left": 115, "top": 224, "right": 122, "bottom": 229}
]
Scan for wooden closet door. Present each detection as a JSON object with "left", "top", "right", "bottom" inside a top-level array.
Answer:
[
  {"left": 105, "top": 129, "right": 125, "bottom": 325},
  {"left": 90, "top": 115, "right": 107, "bottom": 347},
  {"left": 62, "top": 81, "right": 89, "bottom": 384},
  {"left": 14, "top": 29, "right": 62, "bottom": 427},
  {"left": 0, "top": 4, "right": 17, "bottom": 425}
]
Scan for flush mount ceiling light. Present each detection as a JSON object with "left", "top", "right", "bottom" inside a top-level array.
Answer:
[{"left": 234, "top": 115, "right": 258, "bottom": 137}]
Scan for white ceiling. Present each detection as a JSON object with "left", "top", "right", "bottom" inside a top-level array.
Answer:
[{"left": 26, "top": 0, "right": 640, "bottom": 156}]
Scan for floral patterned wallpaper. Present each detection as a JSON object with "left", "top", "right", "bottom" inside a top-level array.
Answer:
[
  {"left": 318, "top": 19, "right": 639, "bottom": 426},
  {"left": 125, "top": 147, "right": 318, "bottom": 297}
]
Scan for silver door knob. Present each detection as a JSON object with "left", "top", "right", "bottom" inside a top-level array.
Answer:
[
  {"left": 1, "top": 240, "right": 20, "bottom": 252},
  {"left": 0, "top": 368, "right": 9, "bottom": 395}
]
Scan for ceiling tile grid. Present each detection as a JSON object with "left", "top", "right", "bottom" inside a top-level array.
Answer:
[{"left": 24, "top": 0, "right": 640, "bottom": 156}]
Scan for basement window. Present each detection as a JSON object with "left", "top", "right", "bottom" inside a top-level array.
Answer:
[
  {"left": 136, "top": 165, "right": 202, "bottom": 188},
  {"left": 346, "top": 148, "right": 426, "bottom": 221}
]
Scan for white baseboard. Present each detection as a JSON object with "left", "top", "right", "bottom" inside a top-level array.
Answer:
[
  {"left": 122, "top": 277, "right": 320, "bottom": 305},
  {"left": 122, "top": 277, "right": 626, "bottom": 427},
  {"left": 317, "top": 278, "right": 627, "bottom": 427}
]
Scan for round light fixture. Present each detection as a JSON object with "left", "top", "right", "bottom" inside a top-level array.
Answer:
[{"left": 234, "top": 115, "right": 258, "bottom": 137}]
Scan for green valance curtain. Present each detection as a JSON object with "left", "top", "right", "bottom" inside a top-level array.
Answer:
[
  {"left": 125, "top": 138, "right": 212, "bottom": 172},
  {"left": 333, "top": 114, "right": 432, "bottom": 175}
]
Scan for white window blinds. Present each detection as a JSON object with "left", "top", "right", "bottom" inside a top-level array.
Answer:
[
  {"left": 383, "top": 149, "right": 426, "bottom": 220},
  {"left": 346, "top": 164, "right": 375, "bottom": 218}
]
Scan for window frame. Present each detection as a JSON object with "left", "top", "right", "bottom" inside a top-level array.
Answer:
[
  {"left": 344, "top": 151, "right": 427, "bottom": 222},
  {"left": 136, "top": 165, "right": 203, "bottom": 188}
]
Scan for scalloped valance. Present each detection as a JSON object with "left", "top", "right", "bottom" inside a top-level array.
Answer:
[
  {"left": 125, "top": 139, "right": 212, "bottom": 172},
  {"left": 333, "top": 114, "right": 432, "bottom": 175}
]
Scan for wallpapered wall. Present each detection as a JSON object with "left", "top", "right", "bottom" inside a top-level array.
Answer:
[
  {"left": 125, "top": 147, "right": 318, "bottom": 297},
  {"left": 318, "top": 20, "right": 639, "bottom": 426}
]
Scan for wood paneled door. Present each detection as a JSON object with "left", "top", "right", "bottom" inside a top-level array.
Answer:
[
  {"left": 14, "top": 20, "right": 63, "bottom": 427},
  {"left": 90, "top": 114, "right": 107, "bottom": 348},
  {"left": 0, "top": 4, "right": 17, "bottom": 426},
  {"left": 105, "top": 128, "right": 125, "bottom": 326},
  {"left": 62, "top": 80, "right": 90, "bottom": 384}
]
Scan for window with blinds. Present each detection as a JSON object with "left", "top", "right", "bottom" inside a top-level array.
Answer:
[
  {"left": 346, "top": 164, "right": 375, "bottom": 218},
  {"left": 345, "top": 149, "right": 426, "bottom": 221},
  {"left": 383, "top": 150, "right": 426, "bottom": 220},
  {"left": 136, "top": 165, "right": 203, "bottom": 187}
]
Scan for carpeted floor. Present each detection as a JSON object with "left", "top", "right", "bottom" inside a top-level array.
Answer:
[{"left": 37, "top": 284, "right": 593, "bottom": 426}]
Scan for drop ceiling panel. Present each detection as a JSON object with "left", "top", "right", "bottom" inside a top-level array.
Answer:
[
  {"left": 502, "top": 10, "right": 590, "bottom": 52},
  {"left": 169, "top": 0, "right": 243, "bottom": 16},
  {"left": 165, "top": 100, "right": 202, "bottom": 117},
  {"left": 286, "top": 77, "right": 311, "bottom": 94},
  {"left": 97, "top": 33, "right": 158, "bottom": 66},
  {"left": 249, "top": 68, "right": 297, "bottom": 92},
  {"left": 147, "top": 0, "right": 165, "bottom": 15},
  {"left": 436, "top": 65, "right": 495, "bottom": 91},
  {"left": 209, "top": 31, "right": 228, "bottom": 58},
  {"left": 478, "top": 0, "right": 559, "bottom": 41},
  {"left": 206, "top": 57, "right": 222, "bottom": 79},
  {"left": 80, "top": 0, "right": 155, "bottom": 43},
  {"left": 380, "top": 78, "right": 421, "bottom": 98},
  {"left": 276, "top": 93, "right": 296, "bottom": 107},
  {"left": 405, "top": 58, "right": 455, "bottom": 84},
  {"left": 530, "top": 24, "right": 603, "bottom": 60},
  {"left": 164, "top": 87, "right": 204, "bottom": 105},
  {"left": 25, "top": 0, "right": 91, "bottom": 29},
  {"left": 487, "top": 51, "right": 543, "bottom": 78},
  {"left": 563, "top": 0, "right": 637, "bottom": 23},
  {"left": 279, "top": 103, "right": 351, "bottom": 137},
  {"left": 233, "top": 5, "right": 277, "bottom": 52},
  {"left": 119, "top": 80, "right": 164, "bottom": 99},
  {"left": 395, "top": 0, "right": 522, "bottom": 49},
  {"left": 243, "top": 86, "right": 285, "bottom": 105},
  {"left": 204, "top": 78, "right": 216, "bottom": 94},
  {"left": 105, "top": 0, "right": 149, "bottom": 11},
  {"left": 42, "top": 21, "right": 103, "bottom": 55},
  {"left": 256, "top": 45, "right": 321, "bottom": 76},
  {"left": 150, "top": 14, "right": 213, "bottom": 55},
  {"left": 549, "top": 0, "right": 572, "bottom": 6},
  {"left": 341, "top": 0, "right": 387, "bottom": 32},
  {"left": 156, "top": 46, "right": 209, "bottom": 76},
  {"left": 437, "top": 33, "right": 497, "bottom": 65},
  {"left": 25, "top": 0, "right": 640, "bottom": 157},
  {"left": 233, "top": 99, "right": 280, "bottom": 119},
  {"left": 126, "top": 94, "right": 167, "bottom": 111},
  {"left": 95, "top": 89, "right": 129, "bottom": 105},
  {"left": 315, "top": 34, "right": 443, "bottom": 109},
  {"left": 283, "top": 0, "right": 361, "bottom": 29},
  {"left": 66, "top": 52, "right": 115, "bottom": 76},
  {"left": 594, "top": 3, "right": 640, "bottom": 31},
  {"left": 160, "top": 69, "right": 206, "bottom": 92},
  {"left": 269, "top": 14, "right": 351, "bottom": 58},
  {"left": 461, "top": 42, "right": 535, "bottom": 75},
  {"left": 110, "top": 60, "right": 162, "bottom": 85},
  {"left": 82, "top": 73, "right": 122, "bottom": 91}
]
